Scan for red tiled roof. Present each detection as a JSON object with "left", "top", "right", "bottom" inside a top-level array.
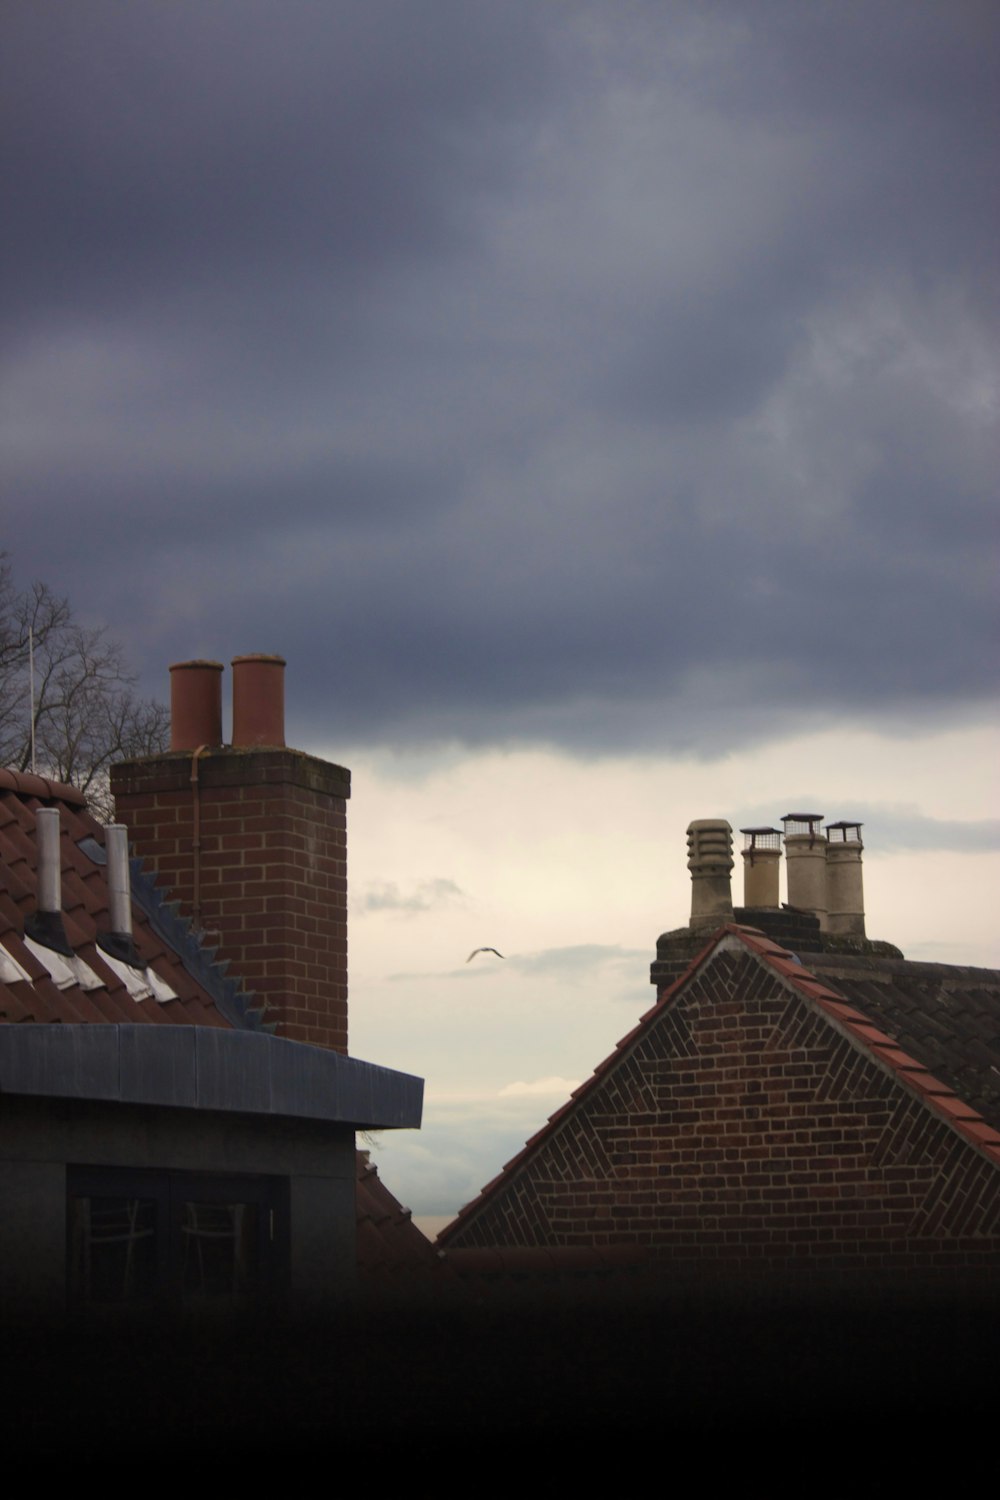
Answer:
[
  {"left": 0, "top": 766, "right": 246, "bottom": 1028},
  {"left": 439, "top": 922, "right": 1000, "bottom": 1244},
  {"left": 356, "top": 1150, "right": 461, "bottom": 1299},
  {"left": 1, "top": 767, "right": 437, "bottom": 1282},
  {"left": 735, "top": 927, "right": 1000, "bottom": 1160},
  {"left": 356, "top": 1152, "right": 438, "bottom": 1267}
]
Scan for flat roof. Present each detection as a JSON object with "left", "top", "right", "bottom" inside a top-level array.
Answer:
[{"left": 0, "top": 1025, "right": 423, "bottom": 1131}]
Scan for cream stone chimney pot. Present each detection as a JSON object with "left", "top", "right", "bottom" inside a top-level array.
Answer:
[
  {"left": 687, "top": 818, "right": 734, "bottom": 928},
  {"left": 782, "top": 812, "right": 828, "bottom": 930}
]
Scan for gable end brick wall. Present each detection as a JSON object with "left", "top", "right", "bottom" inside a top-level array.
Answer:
[{"left": 449, "top": 951, "right": 1000, "bottom": 1278}]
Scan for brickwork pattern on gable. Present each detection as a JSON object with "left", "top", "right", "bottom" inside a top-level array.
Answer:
[
  {"left": 112, "top": 750, "right": 349, "bottom": 1052},
  {"left": 449, "top": 951, "right": 1000, "bottom": 1279}
]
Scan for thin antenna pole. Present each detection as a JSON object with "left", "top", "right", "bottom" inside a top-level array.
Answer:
[{"left": 28, "top": 626, "right": 36, "bottom": 774}]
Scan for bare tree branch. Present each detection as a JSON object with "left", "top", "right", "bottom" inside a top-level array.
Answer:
[{"left": 0, "top": 553, "right": 168, "bottom": 818}]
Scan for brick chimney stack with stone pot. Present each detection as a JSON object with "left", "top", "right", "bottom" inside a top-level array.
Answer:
[{"left": 111, "top": 655, "right": 350, "bottom": 1053}]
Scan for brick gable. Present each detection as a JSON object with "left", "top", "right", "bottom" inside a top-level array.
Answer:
[{"left": 445, "top": 938, "right": 1000, "bottom": 1281}]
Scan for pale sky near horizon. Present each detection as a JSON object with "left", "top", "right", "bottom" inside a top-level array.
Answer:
[
  {"left": 4, "top": 3, "right": 997, "bottom": 1224},
  {"left": 341, "top": 720, "right": 999, "bottom": 1223}
]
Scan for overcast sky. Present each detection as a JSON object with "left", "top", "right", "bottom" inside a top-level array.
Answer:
[{"left": 4, "top": 2, "right": 997, "bottom": 1225}]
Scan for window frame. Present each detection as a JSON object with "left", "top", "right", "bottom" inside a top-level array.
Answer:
[{"left": 67, "top": 1164, "right": 290, "bottom": 1311}]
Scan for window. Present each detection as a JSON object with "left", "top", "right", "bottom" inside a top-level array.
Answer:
[{"left": 67, "top": 1167, "right": 289, "bottom": 1310}]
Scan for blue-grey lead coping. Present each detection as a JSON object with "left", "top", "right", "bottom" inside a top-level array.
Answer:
[{"left": 0, "top": 1025, "right": 423, "bottom": 1130}]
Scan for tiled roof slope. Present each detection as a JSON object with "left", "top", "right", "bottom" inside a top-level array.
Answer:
[
  {"left": 357, "top": 1152, "right": 438, "bottom": 1268},
  {"left": 440, "top": 923, "right": 1000, "bottom": 1248},
  {"left": 356, "top": 1151, "right": 460, "bottom": 1300},
  {"left": 804, "top": 951, "right": 1000, "bottom": 1132},
  {"left": 0, "top": 767, "right": 257, "bottom": 1029}
]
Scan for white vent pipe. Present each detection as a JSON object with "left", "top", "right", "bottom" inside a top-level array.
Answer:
[
  {"left": 105, "top": 825, "right": 133, "bottom": 938},
  {"left": 36, "top": 808, "right": 62, "bottom": 913}
]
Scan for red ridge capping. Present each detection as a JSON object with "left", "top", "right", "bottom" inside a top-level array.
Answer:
[
  {"left": 732, "top": 924, "right": 1000, "bottom": 1165},
  {"left": 0, "top": 767, "right": 86, "bottom": 805}
]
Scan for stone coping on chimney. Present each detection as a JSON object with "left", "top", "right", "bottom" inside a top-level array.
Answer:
[
  {"left": 111, "top": 746, "right": 351, "bottom": 799},
  {"left": 0, "top": 1025, "right": 421, "bottom": 1130}
]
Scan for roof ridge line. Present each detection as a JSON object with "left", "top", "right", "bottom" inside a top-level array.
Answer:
[
  {"left": 0, "top": 767, "right": 87, "bottom": 806},
  {"left": 439, "top": 922, "right": 741, "bottom": 1242}
]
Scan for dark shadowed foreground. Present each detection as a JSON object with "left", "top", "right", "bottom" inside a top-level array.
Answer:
[{"left": 3, "top": 1286, "right": 995, "bottom": 1454}]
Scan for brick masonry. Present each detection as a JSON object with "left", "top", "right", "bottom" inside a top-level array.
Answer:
[
  {"left": 111, "top": 748, "right": 350, "bottom": 1053},
  {"left": 445, "top": 945, "right": 1000, "bottom": 1282}
]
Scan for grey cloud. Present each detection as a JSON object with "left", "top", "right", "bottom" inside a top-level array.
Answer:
[
  {"left": 4, "top": 3, "right": 996, "bottom": 759},
  {"left": 732, "top": 802, "right": 1000, "bottom": 856},
  {"left": 505, "top": 945, "right": 648, "bottom": 982},
  {"left": 854, "top": 812, "right": 1000, "bottom": 856},
  {"left": 358, "top": 877, "right": 466, "bottom": 916},
  {"left": 368, "top": 1105, "right": 543, "bottom": 1218},
  {"left": 2, "top": 3, "right": 549, "bottom": 317},
  {"left": 389, "top": 944, "right": 648, "bottom": 987}
]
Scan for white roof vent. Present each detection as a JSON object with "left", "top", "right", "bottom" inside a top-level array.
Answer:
[
  {"left": 0, "top": 943, "right": 32, "bottom": 985},
  {"left": 23, "top": 936, "right": 104, "bottom": 992},
  {"left": 97, "top": 950, "right": 178, "bottom": 1003}
]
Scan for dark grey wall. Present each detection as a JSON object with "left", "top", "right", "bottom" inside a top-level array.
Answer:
[{"left": 0, "top": 1094, "right": 357, "bottom": 1312}]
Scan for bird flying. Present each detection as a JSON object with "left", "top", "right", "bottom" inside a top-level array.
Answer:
[{"left": 466, "top": 947, "right": 505, "bottom": 963}]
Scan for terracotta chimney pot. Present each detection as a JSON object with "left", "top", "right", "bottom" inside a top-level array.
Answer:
[
  {"left": 170, "top": 660, "right": 224, "bottom": 751},
  {"left": 231, "top": 654, "right": 286, "bottom": 748}
]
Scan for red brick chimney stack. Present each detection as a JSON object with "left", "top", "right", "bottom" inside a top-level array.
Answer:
[{"left": 112, "top": 656, "right": 349, "bottom": 1053}]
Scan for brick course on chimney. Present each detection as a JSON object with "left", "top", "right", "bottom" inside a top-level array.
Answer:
[{"left": 112, "top": 683, "right": 350, "bottom": 1054}]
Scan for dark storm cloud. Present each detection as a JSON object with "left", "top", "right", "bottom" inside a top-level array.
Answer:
[
  {"left": 4, "top": 2, "right": 997, "bottom": 755},
  {"left": 2, "top": 2, "right": 545, "bottom": 317}
]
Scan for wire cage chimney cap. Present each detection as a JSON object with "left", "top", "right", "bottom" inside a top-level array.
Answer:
[
  {"left": 741, "top": 826, "right": 782, "bottom": 852},
  {"left": 826, "top": 819, "right": 863, "bottom": 844},
  {"left": 781, "top": 812, "right": 825, "bottom": 838}
]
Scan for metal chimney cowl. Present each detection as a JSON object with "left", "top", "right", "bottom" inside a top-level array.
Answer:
[{"left": 687, "top": 818, "right": 734, "bottom": 928}]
